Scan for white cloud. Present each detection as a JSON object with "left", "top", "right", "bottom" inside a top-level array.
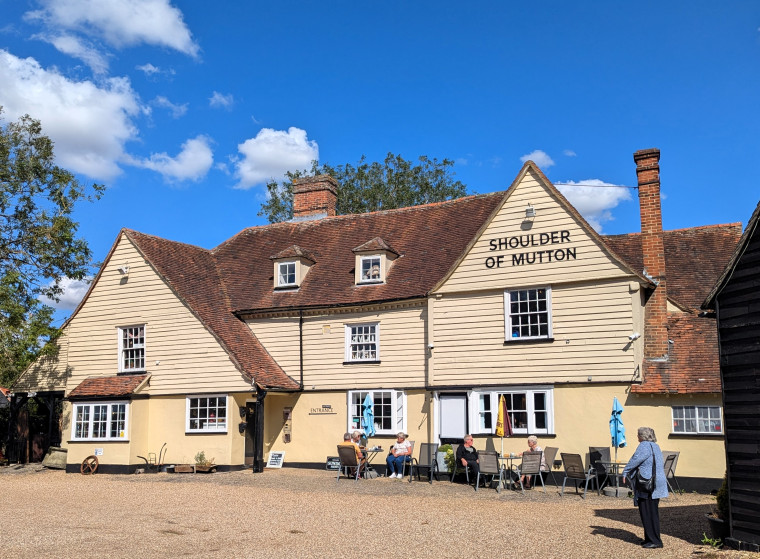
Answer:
[
  {"left": 128, "top": 135, "right": 213, "bottom": 182},
  {"left": 234, "top": 127, "right": 319, "bottom": 189},
  {"left": 0, "top": 49, "right": 141, "bottom": 180},
  {"left": 38, "top": 33, "right": 109, "bottom": 74},
  {"left": 25, "top": 0, "right": 199, "bottom": 57},
  {"left": 209, "top": 91, "right": 233, "bottom": 109},
  {"left": 556, "top": 179, "right": 632, "bottom": 233},
  {"left": 520, "top": 149, "right": 555, "bottom": 168},
  {"left": 136, "top": 62, "right": 159, "bottom": 75},
  {"left": 40, "top": 276, "right": 92, "bottom": 311},
  {"left": 153, "top": 95, "right": 187, "bottom": 118},
  {"left": 563, "top": 149, "right": 577, "bottom": 157}
]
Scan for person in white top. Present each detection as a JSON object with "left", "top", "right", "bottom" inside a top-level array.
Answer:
[
  {"left": 519, "top": 435, "right": 548, "bottom": 489},
  {"left": 385, "top": 432, "right": 412, "bottom": 478}
]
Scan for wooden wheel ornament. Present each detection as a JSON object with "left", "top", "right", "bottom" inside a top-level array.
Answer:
[{"left": 80, "top": 455, "right": 99, "bottom": 475}]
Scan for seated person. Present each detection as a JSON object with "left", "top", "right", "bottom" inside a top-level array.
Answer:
[
  {"left": 456, "top": 434, "right": 480, "bottom": 480},
  {"left": 385, "top": 432, "right": 412, "bottom": 479},
  {"left": 339, "top": 432, "right": 365, "bottom": 475},
  {"left": 519, "top": 435, "right": 548, "bottom": 489}
]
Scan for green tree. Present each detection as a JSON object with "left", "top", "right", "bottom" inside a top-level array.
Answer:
[
  {"left": 259, "top": 153, "right": 468, "bottom": 223},
  {"left": 0, "top": 109, "right": 104, "bottom": 387}
]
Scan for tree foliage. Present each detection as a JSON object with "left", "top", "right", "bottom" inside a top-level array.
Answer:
[
  {"left": 0, "top": 109, "right": 104, "bottom": 387},
  {"left": 259, "top": 153, "right": 468, "bottom": 223}
]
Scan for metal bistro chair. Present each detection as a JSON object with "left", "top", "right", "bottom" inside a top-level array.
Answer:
[
  {"left": 515, "top": 450, "right": 546, "bottom": 494},
  {"left": 408, "top": 442, "right": 439, "bottom": 483},
  {"left": 661, "top": 450, "right": 681, "bottom": 492},
  {"left": 475, "top": 450, "right": 505, "bottom": 492},
  {"left": 541, "top": 446, "right": 559, "bottom": 486},
  {"left": 560, "top": 452, "right": 599, "bottom": 499},
  {"left": 336, "top": 445, "right": 362, "bottom": 482},
  {"left": 588, "top": 446, "right": 611, "bottom": 491},
  {"left": 449, "top": 443, "right": 471, "bottom": 485}
]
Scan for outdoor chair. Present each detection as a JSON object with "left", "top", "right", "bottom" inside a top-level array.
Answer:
[
  {"left": 408, "top": 442, "right": 439, "bottom": 483},
  {"left": 515, "top": 450, "right": 546, "bottom": 494},
  {"left": 449, "top": 443, "right": 470, "bottom": 484},
  {"left": 336, "top": 445, "right": 362, "bottom": 482},
  {"left": 560, "top": 452, "right": 599, "bottom": 499},
  {"left": 588, "top": 446, "right": 611, "bottom": 490},
  {"left": 661, "top": 450, "right": 681, "bottom": 492},
  {"left": 386, "top": 440, "right": 415, "bottom": 478},
  {"left": 475, "top": 450, "right": 505, "bottom": 492},
  {"left": 542, "top": 446, "right": 559, "bottom": 486}
]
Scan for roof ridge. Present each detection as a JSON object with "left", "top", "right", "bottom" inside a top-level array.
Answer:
[
  {"left": 124, "top": 228, "right": 211, "bottom": 252},
  {"left": 604, "top": 222, "right": 743, "bottom": 239}
]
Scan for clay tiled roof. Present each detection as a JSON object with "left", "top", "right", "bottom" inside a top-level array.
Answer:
[
  {"left": 68, "top": 375, "right": 149, "bottom": 399},
  {"left": 214, "top": 193, "right": 503, "bottom": 313},
  {"left": 352, "top": 237, "right": 399, "bottom": 255},
  {"left": 604, "top": 223, "right": 742, "bottom": 310},
  {"left": 125, "top": 231, "right": 299, "bottom": 391},
  {"left": 270, "top": 245, "right": 316, "bottom": 262},
  {"left": 631, "top": 314, "right": 722, "bottom": 394}
]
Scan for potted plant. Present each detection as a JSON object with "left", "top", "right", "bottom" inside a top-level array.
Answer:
[
  {"left": 437, "top": 444, "right": 454, "bottom": 474},
  {"left": 194, "top": 451, "right": 217, "bottom": 473},
  {"left": 706, "top": 472, "right": 730, "bottom": 540}
]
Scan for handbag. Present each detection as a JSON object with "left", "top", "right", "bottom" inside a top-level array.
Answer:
[{"left": 632, "top": 443, "right": 656, "bottom": 493}]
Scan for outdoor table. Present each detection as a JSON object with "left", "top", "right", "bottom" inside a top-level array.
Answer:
[
  {"left": 498, "top": 454, "right": 521, "bottom": 490},
  {"left": 361, "top": 446, "right": 383, "bottom": 478},
  {"left": 598, "top": 460, "right": 628, "bottom": 494}
]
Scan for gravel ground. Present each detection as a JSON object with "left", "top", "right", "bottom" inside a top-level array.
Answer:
[{"left": 1, "top": 464, "right": 756, "bottom": 559}]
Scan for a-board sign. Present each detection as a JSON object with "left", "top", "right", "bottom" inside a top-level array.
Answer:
[
  {"left": 266, "top": 451, "right": 285, "bottom": 468},
  {"left": 326, "top": 456, "right": 341, "bottom": 470}
]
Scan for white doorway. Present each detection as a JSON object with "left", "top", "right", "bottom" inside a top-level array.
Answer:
[{"left": 439, "top": 393, "right": 467, "bottom": 443}]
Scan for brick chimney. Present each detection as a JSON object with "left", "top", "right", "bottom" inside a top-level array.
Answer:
[
  {"left": 292, "top": 175, "right": 338, "bottom": 221},
  {"left": 634, "top": 148, "right": 668, "bottom": 360}
]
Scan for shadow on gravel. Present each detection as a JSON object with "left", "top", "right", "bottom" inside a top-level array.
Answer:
[{"left": 593, "top": 503, "right": 713, "bottom": 544}]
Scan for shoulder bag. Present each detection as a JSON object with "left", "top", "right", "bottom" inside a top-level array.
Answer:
[{"left": 632, "top": 443, "right": 656, "bottom": 493}]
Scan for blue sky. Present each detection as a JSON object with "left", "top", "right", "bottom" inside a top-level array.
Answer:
[{"left": 1, "top": 1, "right": 759, "bottom": 319}]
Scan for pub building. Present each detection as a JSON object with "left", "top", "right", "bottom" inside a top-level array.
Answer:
[{"left": 10, "top": 149, "right": 738, "bottom": 489}]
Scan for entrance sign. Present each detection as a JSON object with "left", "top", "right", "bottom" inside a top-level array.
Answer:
[{"left": 266, "top": 451, "right": 285, "bottom": 468}]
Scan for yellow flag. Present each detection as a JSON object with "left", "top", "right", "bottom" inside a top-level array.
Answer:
[{"left": 495, "top": 394, "right": 506, "bottom": 437}]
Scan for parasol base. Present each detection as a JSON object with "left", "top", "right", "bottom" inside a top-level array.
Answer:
[{"left": 603, "top": 486, "right": 630, "bottom": 498}]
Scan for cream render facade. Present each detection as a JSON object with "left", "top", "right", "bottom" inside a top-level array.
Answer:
[{"left": 11, "top": 158, "right": 732, "bottom": 484}]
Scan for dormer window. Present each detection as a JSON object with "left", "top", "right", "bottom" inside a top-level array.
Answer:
[
  {"left": 353, "top": 237, "right": 399, "bottom": 286},
  {"left": 278, "top": 262, "right": 296, "bottom": 287},
  {"left": 270, "top": 245, "right": 315, "bottom": 290},
  {"left": 360, "top": 256, "right": 382, "bottom": 282}
]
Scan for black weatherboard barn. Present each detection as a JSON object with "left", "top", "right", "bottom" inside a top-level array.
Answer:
[{"left": 704, "top": 201, "right": 760, "bottom": 549}]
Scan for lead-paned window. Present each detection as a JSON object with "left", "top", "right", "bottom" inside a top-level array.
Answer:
[
  {"left": 186, "top": 395, "right": 228, "bottom": 432},
  {"left": 348, "top": 390, "right": 405, "bottom": 435},
  {"left": 72, "top": 402, "right": 128, "bottom": 440},
  {"left": 504, "top": 287, "right": 552, "bottom": 340},
  {"left": 672, "top": 405, "right": 722, "bottom": 434},
  {"left": 345, "top": 323, "right": 379, "bottom": 362},
  {"left": 119, "top": 325, "right": 145, "bottom": 372}
]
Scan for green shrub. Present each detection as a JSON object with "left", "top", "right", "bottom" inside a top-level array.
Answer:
[{"left": 716, "top": 472, "right": 729, "bottom": 520}]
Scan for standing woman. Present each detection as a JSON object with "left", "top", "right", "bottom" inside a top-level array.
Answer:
[{"left": 622, "top": 427, "right": 669, "bottom": 549}]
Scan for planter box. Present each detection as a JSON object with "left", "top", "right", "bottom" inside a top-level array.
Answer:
[
  {"left": 174, "top": 464, "right": 195, "bottom": 473},
  {"left": 195, "top": 464, "right": 217, "bottom": 473},
  {"left": 706, "top": 514, "right": 729, "bottom": 540},
  {"left": 436, "top": 451, "right": 450, "bottom": 474}
]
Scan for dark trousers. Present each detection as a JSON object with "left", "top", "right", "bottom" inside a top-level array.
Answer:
[
  {"left": 638, "top": 496, "right": 662, "bottom": 546},
  {"left": 464, "top": 459, "right": 480, "bottom": 479}
]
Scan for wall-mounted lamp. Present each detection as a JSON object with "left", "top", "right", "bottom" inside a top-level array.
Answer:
[
  {"left": 628, "top": 332, "right": 641, "bottom": 341},
  {"left": 117, "top": 265, "right": 130, "bottom": 275},
  {"left": 239, "top": 406, "right": 247, "bottom": 419},
  {"left": 238, "top": 421, "right": 247, "bottom": 434},
  {"left": 525, "top": 204, "right": 536, "bottom": 218}
]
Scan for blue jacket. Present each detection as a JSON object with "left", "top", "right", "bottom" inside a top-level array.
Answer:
[{"left": 622, "top": 441, "right": 669, "bottom": 500}]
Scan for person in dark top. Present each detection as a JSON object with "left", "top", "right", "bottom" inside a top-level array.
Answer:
[{"left": 456, "top": 434, "right": 480, "bottom": 479}]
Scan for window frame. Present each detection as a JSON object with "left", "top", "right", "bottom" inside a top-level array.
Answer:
[
  {"left": 344, "top": 323, "right": 380, "bottom": 363},
  {"left": 671, "top": 405, "right": 723, "bottom": 435},
  {"left": 347, "top": 389, "right": 406, "bottom": 436},
  {"left": 358, "top": 255, "right": 383, "bottom": 284},
  {"left": 186, "top": 394, "right": 229, "bottom": 433},
  {"left": 470, "top": 387, "right": 554, "bottom": 436},
  {"left": 503, "top": 287, "right": 553, "bottom": 341},
  {"left": 118, "top": 325, "right": 146, "bottom": 373},
  {"left": 277, "top": 261, "right": 297, "bottom": 288},
  {"left": 71, "top": 401, "right": 129, "bottom": 441}
]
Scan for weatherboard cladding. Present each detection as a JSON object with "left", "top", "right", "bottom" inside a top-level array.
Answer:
[{"left": 121, "top": 185, "right": 736, "bottom": 394}]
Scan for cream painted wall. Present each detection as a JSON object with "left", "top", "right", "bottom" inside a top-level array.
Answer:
[
  {"left": 437, "top": 168, "right": 635, "bottom": 294},
  {"left": 14, "top": 331, "right": 70, "bottom": 391},
  {"left": 249, "top": 302, "right": 427, "bottom": 391},
  {"left": 431, "top": 279, "right": 640, "bottom": 385}
]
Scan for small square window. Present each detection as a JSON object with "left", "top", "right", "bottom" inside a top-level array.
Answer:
[
  {"left": 345, "top": 323, "right": 379, "bottom": 362},
  {"left": 504, "top": 287, "right": 552, "bottom": 340},
  {"left": 187, "top": 395, "right": 228, "bottom": 432},
  {"left": 278, "top": 262, "right": 296, "bottom": 287},
  {"left": 360, "top": 256, "right": 382, "bottom": 282}
]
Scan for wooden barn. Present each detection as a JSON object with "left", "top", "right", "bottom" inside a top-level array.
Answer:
[{"left": 704, "top": 200, "right": 760, "bottom": 549}]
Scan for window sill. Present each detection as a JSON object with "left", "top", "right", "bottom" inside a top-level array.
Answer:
[
  {"left": 274, "top": 285, "right": 299, "bottom": 291},
  {"left": 504, "top": 337, "right": 554, "bottom": 345},
  {"left": 357, "top": 280, "right": 384, "bottom": 285},
  {"left": 68, "top": 439, "right": 129, "bottom": 443},
  {"left": 343, "top": 360, "right": 381, "bottom": 365},
  {"left": 185, "top": 430, "right": 228, "bottom": 435},
  {"left": 668, "top": 432, "right": 724, "bottom": 439},
  {"left": 117, "top": 370, "right": 147, "bottom": 376}
]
